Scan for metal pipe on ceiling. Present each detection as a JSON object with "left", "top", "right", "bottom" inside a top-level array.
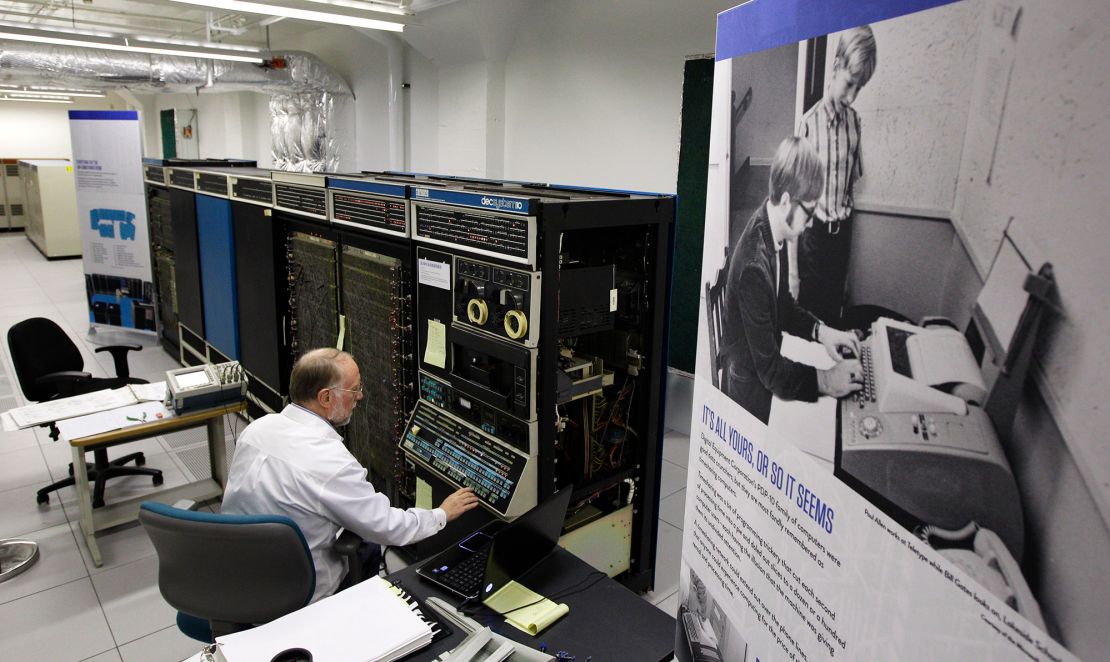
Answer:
[{"left": 0, "top": 39, "right": 351, "bottom": 171}]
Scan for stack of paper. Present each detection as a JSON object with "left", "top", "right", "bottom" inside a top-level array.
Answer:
[
  {"left": 4, "top": 381, "right": 168, "bottom": 430},
  {"left": 215, "top": 577, "right": 434, "bottom": 662}
]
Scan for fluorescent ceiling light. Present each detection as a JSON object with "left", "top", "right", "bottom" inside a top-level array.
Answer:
[
  {"left": 168, "top": 0, "right": 406, "bottom": 32},
  {"left": 30, "top": 86, "right": 106, "bottom": 95},
  {"left": 0, "top": 96, "right": 73, "bottom": 104},
  {"left": 132, "top": 35, "right": 264, "bottom": 53},
  {"left": 302, "top": 0, "right": 409, "bottom": 16},
  {"left": 9, "top": 92, "right": 75, "bottom": 100},
  {"left": 0, "top": 23, "right": 265, "bottom": 63},
  {"left": 9, "top": 88, "right": 107, "bottom": 98}
]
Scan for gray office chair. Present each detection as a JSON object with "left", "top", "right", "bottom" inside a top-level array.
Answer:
[{"left": 139, "top": 501, "right": 368, "bottom": 642}]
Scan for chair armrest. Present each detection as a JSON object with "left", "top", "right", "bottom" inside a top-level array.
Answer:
[
  {"left": 36, "top": 371, "right": 93, "bottom": 397},
  {"left": 335, "top": 529, "right": 366, "bottom": 585},
  {"left": 94, "top": 344, "right": 143, "bottom": 379}
]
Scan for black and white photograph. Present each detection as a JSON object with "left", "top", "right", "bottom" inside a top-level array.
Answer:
[
  {"left": 675, "top": 565, "right": 748, "bottom": 662},
  {"left": 696, "top": 1, "right": 1109, "bottom": 657}
]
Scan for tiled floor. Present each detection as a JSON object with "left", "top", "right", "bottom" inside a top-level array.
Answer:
[{"left": 0, "top": 233, "right": 692, "bottom": 660}]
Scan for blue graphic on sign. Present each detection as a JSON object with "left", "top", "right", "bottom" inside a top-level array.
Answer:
[
  {"left": 716, "top": 0, "right": 959, "bottom": 61},
  {"left": 90, "top": 209, "right": 137, "bottom": 240}
]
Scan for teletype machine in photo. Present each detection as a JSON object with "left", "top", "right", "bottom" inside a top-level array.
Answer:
[{"left": 836, "top": 232, "right": 1056, "bottom": 629}]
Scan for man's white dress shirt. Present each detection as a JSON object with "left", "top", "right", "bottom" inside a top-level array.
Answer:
[{"left": 222, "top": 404, "right": 446, "bottom": 602}]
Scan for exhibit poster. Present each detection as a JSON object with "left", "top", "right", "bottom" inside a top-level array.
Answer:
[
  {"left": 678, "top": 0, "right": 1109, "bottom": 660},
  {"left": 69, "top": 110, "right": 156, "bottom": 332}
]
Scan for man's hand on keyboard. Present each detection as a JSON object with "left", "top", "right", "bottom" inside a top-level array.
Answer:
[{"left": 440, "top": 487, "right": 481, "bottom": 521}]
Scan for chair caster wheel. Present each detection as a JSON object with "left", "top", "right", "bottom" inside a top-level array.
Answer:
[
  {"left": 153, "top": 474, "right": 164, "bottom": 486},
  {"left": 93, "top": 498, "right": 105, "bottom": 508},
  {"left": 36, "top": 493, "right": 49, "bottom": 505},
  {"left": 136, "top": 456, "right": 146, "bottom": 467}
]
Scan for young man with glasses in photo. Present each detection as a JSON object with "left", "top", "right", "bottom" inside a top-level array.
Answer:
[
  {"left": 222, "top": 347, "right": 479, "bottom": 603},
  {"left": 717, "top": 137, "right": 863, "bottom": 425}
]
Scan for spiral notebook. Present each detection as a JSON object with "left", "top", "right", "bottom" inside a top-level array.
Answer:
[{"left": 214, "top": 577, "right": 435, "bottom": 662}]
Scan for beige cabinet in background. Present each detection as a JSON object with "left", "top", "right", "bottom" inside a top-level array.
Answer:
[{"left": 20, "top": 159, "right": 81, "bottom": 258}]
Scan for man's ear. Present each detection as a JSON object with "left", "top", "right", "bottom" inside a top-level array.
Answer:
[{"left": 776, "top": 191, "right": 791, "bottom": 208}]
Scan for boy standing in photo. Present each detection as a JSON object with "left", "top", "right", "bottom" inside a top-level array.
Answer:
[{"left": 794, "top": 25, "right": 877, "bottom": 324}]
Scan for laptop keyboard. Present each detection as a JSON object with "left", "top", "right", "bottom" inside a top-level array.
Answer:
[{"left": 438, "top": 547, "right": 491, "bottom": 596}]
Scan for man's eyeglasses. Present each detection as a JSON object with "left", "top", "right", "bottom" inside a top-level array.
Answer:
[{"left": 328, "top": 384, "right": 363, "bottom": 395}]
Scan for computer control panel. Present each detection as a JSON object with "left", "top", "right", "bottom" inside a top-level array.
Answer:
[{"left": 402, "top": 400, "right": 537, "bottom": 518}]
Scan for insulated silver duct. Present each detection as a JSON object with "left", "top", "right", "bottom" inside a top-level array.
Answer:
[{"left": 0, "top": 40, "right": 352, "bottom": 171}]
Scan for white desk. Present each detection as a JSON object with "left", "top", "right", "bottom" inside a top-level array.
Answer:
[
  {"left": 768, "top": 334, "right": 839, "bottom": 472},
  {"left": 61, "top": 401, "right": 245, "bottom": 567}
]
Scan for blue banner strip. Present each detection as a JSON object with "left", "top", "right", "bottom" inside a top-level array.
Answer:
[
  {"left": 716, "top": 0, "right": 960, "bottom": 61},
  {"left": 68, "top": 110, "right": 139, "bottom": 121},
  {"left": 326, "top": 178, "right": 407, "bottom": 198},
  {"left": 411, "top": 187, "right": 535, "bottom": 215}
]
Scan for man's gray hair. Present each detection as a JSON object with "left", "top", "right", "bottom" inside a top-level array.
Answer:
[{"left": 288, "top": 348, "right": 354, "bottom": 405}]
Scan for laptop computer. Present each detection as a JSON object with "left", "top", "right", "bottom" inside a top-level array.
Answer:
[{"left": 416, "top": 487, "right": 574, "bottom": 601}]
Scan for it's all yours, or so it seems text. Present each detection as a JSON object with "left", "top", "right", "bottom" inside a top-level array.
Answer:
[{"left": 692, "top": 405, "right": 846, "bottom": 660}]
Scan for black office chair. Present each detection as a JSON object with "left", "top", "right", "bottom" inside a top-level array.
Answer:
[
  {"left": 6, "top": 317, "right": 162, "bottom": 507},
  {"left": 139, "top": 502, "right": 368, "bottom": 642}
]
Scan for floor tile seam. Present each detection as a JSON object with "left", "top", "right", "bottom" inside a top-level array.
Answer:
[
  {"left": 79, "top": 647, "right": 123, "bottom": 662},
  {"left": 116, "top": 622, "right": 183, "bottom": 650},
  {"left": 659, "top": 464, "right": 688, "bottom": 497},
  {"left": 648, "top": 587, "right": 678, "bottom": 606},
  {"left": 0, "top": 573, "right": 90, "bottom": 609},
  {"left": 658, "top": 510, "right": 684, "bottom": 531},
  {"left": 64, "top": 517, "right": 159, "bottom": 576},
  {"left": 85, "top": 558, "right": 132, "bottom": 652},
  {"left": 0, "top": 510, "right": 70, "bottom": 540}
]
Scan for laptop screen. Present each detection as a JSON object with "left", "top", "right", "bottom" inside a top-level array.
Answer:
[{"left": 477, "top": 487, "right": 574, "bottom": 599}]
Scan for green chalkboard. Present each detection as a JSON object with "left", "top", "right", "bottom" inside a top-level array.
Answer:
[{"left": 668, "top": 58, "right": 714, "bottom": 374}]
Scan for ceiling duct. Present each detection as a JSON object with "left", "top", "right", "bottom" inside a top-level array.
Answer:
[
  {"left": 0, "top": 40, "right": 350, "bottom": 94},
  {"left": 0, "top": 39, "right": 352, "bottom": 171}
]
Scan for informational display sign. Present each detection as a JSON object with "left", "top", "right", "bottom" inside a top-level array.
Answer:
[
  {"left": 678, "top": 1, "right": 1101, "bottom": 660},
  {"left": 69, "top": 110, "right": 156, "bottom": 332}
]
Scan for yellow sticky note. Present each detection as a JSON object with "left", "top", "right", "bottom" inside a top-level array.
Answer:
[
  {"left": 336, "top": 314, "right": 347, "bottom": 350},
  {"left": 423, "top": 319, "right": 446, "bottom": 369},
  {"left": 416, "top": 477, "right": 433, "bottom": 510},
  {"left": 482, "top": 580, "right": 569, "bottom": 636}
]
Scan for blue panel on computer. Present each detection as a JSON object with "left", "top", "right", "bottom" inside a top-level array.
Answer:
[{"left": 195, "top": 194, "right": 239, "bottom": 359}]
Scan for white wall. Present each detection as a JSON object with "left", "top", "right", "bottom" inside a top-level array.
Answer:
[
  {"left": 405, "top": 47, "right": 439, "bottom": 173},
  {"left": 730, "top": 43, "right": 798, "bottom": 167},
  {"left": 136, "top": 91, "right": 270, "bottom": 162},
  {"left": 111, "top": 0, "right": 732, "bottom": 191},
  {"left": 500, "top": 0, "right": 735, "bottom": 193},
  {"left": 0, "top": 95, "right": 121, "bottom": 159}
]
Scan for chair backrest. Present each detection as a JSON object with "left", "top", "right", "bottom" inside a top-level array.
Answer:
[
  {"left": 705, "top": 247, "right": 730, "bottom": 389},
  {"left": 6, "top": 317, "right": 84, "bottom": 402},
  {"left": 139, "top": 502, "right": 316, "bottom": 633}
]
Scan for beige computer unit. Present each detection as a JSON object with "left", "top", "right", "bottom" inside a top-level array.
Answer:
[
  {"left": 1, "top": 159, "right": 27, "bottom": 231},
  {"left": 20, "top": 159, "right": 80, "bottom": 258}
]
